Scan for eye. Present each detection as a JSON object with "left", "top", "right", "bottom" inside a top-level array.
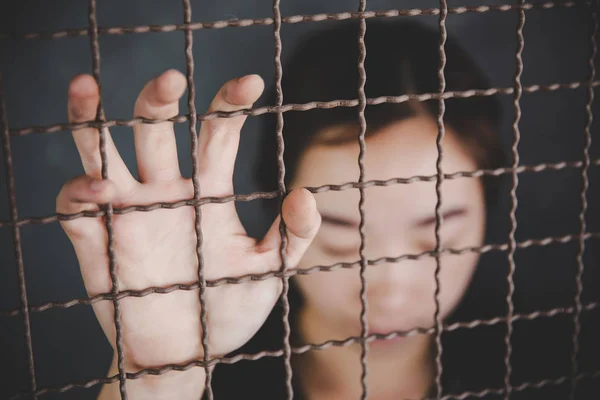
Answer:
[
  {"left": 320, "top": 213, "right": 359, "bottom": 229},
  {"left": 411, "top": 209, "right": 469, "bottom": 249},
  {"left": 320, "top": 243, "right": 359, "bottom": 258},
  {"left": 415, "top": 208, "right": 468, "bottom": 228}
]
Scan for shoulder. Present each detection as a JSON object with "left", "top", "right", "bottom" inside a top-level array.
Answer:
[
  {"left": 210, "top": 355, "right": 288, "bottom": 399},
  {"left": 438, "top": 322, "right": 587, "bottom": 400},
  {"left": 440, "top": 324, "right": 506, "bottom": 399}
]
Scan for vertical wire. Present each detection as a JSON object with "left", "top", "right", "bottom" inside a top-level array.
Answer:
[
  {"left": 571, "top": 2, "right": 597, "bottom": 399},
  {"left": 181, "top": 1, "right": 213, "bottom": 398},
  {"left": 504, "top": 1, "right": 525, "bottom": 398},
  {"left": 272, "top": 1, "right": 294, "bottom": 398},
  {"left": 88, "top": 1, "right": 127, "bottom": 398},
  {"left": 0, "top": 75, "right": 38, "bottom": 400},
  {"left": 356, "top": 1, "right": 369, "bottom": 399},
  {"left": 433, "top": 1, "right": 448, "bottom": 397}
]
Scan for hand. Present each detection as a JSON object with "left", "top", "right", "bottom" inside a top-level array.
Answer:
[{"left": 56, "top": 70, "right": 321, "bottom": 398}]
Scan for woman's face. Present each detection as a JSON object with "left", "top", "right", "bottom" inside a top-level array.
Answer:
[{"left": 291, "top": 116, "right": 486, "bottom": 343}]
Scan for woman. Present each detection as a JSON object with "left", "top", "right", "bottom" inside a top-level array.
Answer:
[{"left": 58, "top": 19, "right": 507, "bottom": 399}]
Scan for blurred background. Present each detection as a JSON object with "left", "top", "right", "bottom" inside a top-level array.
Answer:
[{"left": 1, "top": 0, "right": 599, "bottom": 399}]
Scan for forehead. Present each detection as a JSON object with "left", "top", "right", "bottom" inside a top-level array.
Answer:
[{"left": 291, "top": 116, "right": 481, "bottom": 215}]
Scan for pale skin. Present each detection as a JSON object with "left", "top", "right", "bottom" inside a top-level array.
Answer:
[
  {"left": 58, "top": 70, "right": 486, "bottom": 399},
  {"left": 58, "top": 70, "right": 321, "bottom": 399}
]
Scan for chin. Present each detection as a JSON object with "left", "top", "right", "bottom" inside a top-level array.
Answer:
[{"left": 367, "top": 301, "right": 433, "bottom": 329}]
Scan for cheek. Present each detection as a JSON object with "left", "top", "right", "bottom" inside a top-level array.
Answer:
[
  {"left": 295, "top": 250, "right": 360, "bottom": 320},
  {"left": 295, "top": 272, "right": 349, "bottom": 309}
]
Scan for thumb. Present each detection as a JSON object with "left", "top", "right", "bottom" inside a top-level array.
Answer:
[{"left": 258, "top": 188, "right": 321, "bottom": 268}]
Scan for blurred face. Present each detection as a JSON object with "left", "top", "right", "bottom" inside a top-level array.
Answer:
[{"left": 291, "top": 116, "right": 486, "bottom": 344}]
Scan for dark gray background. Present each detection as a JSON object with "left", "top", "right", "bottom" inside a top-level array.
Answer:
[{"left": 1, "top": 1, "right": 600, "bottom": 399}]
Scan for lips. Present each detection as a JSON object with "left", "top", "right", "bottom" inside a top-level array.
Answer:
[
  {"left": 366, "top": 331, "right": 406, "bottom": 348},
  {"left": 367, "top": 327, "right": 405, "bottom": 339}
]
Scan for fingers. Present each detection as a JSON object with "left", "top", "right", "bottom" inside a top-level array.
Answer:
[
  {"left": 56, "top": 175, "right": 119, "bottom": 241},
  {"left": 197, "top": 74, "right": 264, "bottom": 196},
  {"left": 258, "top": 188, "right": 322, "bottom": 268},
  {"left": 56, "top": 175, "right": 118, "bottom": 214},
  {"left": 68, "top": 75, "right": 137, "bottom": 189},
  {"left": 133, "top": 69, "right": 187, "bottom": 183}
]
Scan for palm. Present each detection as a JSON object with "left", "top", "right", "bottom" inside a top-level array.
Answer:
[
  {"left": 83, "top": 181, "right": 268, "bottom": 368},
  {"left": 57, "top": 71, "right": 319, "bottom": 372}
]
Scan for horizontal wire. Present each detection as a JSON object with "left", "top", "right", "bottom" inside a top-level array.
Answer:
[
  {"left": 439, "top": 369, "right": 600, "bottom": 400},
  {"left": 0, "top": 2, "right": 582, "bottom": 41},
  {"left": 8, "top": 80, "right": 599, "bottom": 137},
  {"left": 1, "top": 232, "right": 598, "bottom": 317},
  {"left": 8, "top": 302, "right": 599, "bottom": 399},
  {"left": 0, "top": 191, "right": 278, "bottom": 228},
  {"left": 0, "top": 159, "right": 597, "bottom": 229}
]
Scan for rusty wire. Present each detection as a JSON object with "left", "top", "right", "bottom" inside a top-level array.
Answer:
[
  {"left": 356, "top": 0, "right": 370, "bottom": 398},
  {"left": 6, "top": 302, "right": 600, "bottom": 400},
  {"left": 181, "top": 0, "right": 213, "bottom": 398},
  {"left": 0, "top": 74, "right": 37, "bottom": 397},
  {"left": 87, "top": 0, "right": 128, "bottom": 397},
  {"left": 571, "top": 1, "right": 598, "bottom": 399},
  {"left": 504, "top": 0, "right": 526, "bottom": 397},
  {"left": 1, "top": 231, "right": 599, "bottom": 318},
  {"left": 271, "top": 0, "right": 295, "bottom": 398},
  {"left": 7, "top": 80, "right": 600, "bottom": 137},
  {"left": 0, "top": 2, "right": 584, "bottom": 41},
  {"left": 1, "top": 160, "right": 599, "bottom": 229},
  {"left": 2, "top": 0, "right": 599, "bottom": 399},
  {"left": 433, "top": 0, "right": 449, "bottom": 396}
]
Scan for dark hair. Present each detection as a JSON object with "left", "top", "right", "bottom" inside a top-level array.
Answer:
[{"left": 256, "top": 18, "right": 506, "bottom": 213}]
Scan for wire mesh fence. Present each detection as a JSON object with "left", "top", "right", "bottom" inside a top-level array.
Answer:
[{"left": 1, "top": 0, "right": 599, "bottom": 399}]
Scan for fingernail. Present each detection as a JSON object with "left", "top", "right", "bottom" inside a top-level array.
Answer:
[
  {"left": 237, "top": 74, "right": 258, "bottom": 84},
  {"left": 222, "top": 82, "right": 230, "bottom": 101},
  {"left": 90, "top": 179, "right": 105, "bottom": 192}
]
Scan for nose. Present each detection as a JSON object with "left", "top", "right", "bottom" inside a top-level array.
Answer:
[
  {"left": 364, "top": 233, "right": 423, "bottom": 274},
  {"left": 367, "top": 260, "right": 417, "bottom": 299}
]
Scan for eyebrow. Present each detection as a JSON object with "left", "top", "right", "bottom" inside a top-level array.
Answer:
[{"left": 413, "top": 207, "right": 468, "bottom": 228}]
